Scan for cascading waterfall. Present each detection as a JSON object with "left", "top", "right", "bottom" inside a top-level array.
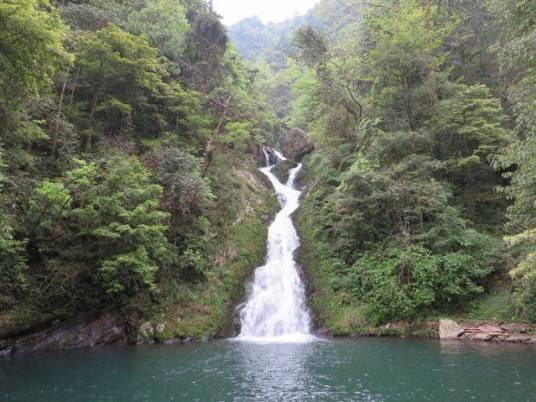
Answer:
[{"left": 237, "top": 147, "right": 314, "bottom": 343}]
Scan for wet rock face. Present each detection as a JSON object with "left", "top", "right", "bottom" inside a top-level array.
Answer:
[
  {"left": 263, "top": 147, "right": 279, "bottom": 166},
  {"left": 280, "top": 128, "right": 315, "bottom": 162},
  {"left": 0, "top": 312, "right": 126, "bottom": 357},
  {"left": 272, "top": 160, "right": 298, "bottom": 183}
]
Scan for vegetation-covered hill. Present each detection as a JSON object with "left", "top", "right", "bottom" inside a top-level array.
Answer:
[{"left": 0, "top": 0, "right": 280, "bottom": 342}]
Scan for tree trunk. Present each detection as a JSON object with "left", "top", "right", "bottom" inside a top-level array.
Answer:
[
  {"left": 53, "top": 67, "right": 69, "bottom": 159},
  {"left": 69, "top": 66, "right": 80, "bottom": 105},
  {"left": 202, "top": 95, "right": 232, "bottom": 177}
]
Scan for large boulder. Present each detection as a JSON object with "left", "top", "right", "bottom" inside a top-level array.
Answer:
[
  {"left": 0, "top": 312, "right": 127, "bottom": 357},
  {"left": 439, "top": 319, "right": 464, "bottom": 340},
  {"left": 280, "top": 128, "right": 315, "bottom": 162}
]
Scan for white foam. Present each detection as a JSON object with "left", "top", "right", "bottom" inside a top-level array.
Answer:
[{"left": 236, "top": 148, "right": 313, "bottom": 344}]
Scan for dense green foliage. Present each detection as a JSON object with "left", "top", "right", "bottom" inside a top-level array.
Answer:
[
  {"left": 0, "top": 0, "right": 278, "bottom": 336},
  {"left": 491, "top": 0, "right": 536, "bottom": 320},
  {"left": 233, "top": 0, "right": 536, "bottom": 327},
  {"left": 3, "top": 0, "right": 536, "bottom": 342}
]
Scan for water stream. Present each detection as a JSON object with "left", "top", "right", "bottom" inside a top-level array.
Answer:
[{"left": 237, "top": 147, "right": 313, "bottom": 343}]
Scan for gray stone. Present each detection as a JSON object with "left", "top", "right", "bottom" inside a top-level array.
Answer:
[
  {"left": 280, "top": 128, "right": 315, "bottom": 162},
  {"left": 439, "top": 319, "right": 464, "bottom": 340},
  {"left": 504, "top": 335, "right": 532, "bottom": 343},
  {"left": 472, "top": 333, "right": 493, "bottom": 341},
  {"left": 0, "top": 312, "right": 126, "bottom": 357},
  {"left": 139, "top": 322, "right": 155, "bottom": 338},
  {"left": 500, "top": 323, "right": 532, "bottom": 334}
]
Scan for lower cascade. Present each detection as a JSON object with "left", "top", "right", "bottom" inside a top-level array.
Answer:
[{"left": 237, "top": 147, "right": 313, "bottom": 343}]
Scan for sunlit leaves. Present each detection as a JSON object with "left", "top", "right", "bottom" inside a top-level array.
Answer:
[{"left": 0, "top": 0, "right": 72, "bottom": 101}]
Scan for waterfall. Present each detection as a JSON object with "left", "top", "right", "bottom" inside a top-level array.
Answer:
[{"left": 237, "top": 147, "right": 314, "bottom": 343}]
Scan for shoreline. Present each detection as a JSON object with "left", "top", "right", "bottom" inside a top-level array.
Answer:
[{"left": 1, "top": 316, "right": 535, "bottom": 358}]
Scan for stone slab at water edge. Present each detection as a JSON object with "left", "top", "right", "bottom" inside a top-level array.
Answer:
[{"left": 439, "top": 319, "right": 536, "bottom": 344}]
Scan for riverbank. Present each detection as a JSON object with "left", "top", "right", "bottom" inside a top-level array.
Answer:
[
  {"left": 2, "top": 311, "right": 535, "bottom": 358},
  {"left": 326, "top": 319, "right": 536, "bottom": 345}
]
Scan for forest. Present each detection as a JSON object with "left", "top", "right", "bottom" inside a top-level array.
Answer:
[
  {"left": 1, "top": 0, "right": 536, "bottom": 345},
  {"left": 234, "top": 0, "right": 536, "bottom": 332}
]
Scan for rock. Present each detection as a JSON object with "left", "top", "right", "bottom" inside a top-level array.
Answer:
[
  {"left": 500, "top": 323, "right": 532, "bottom": 334},
  {"left": 472, "top": 332, "right": 493, "bottom": 341},
  {"left": 0, "top": 312, "right": 126, "bottom": 357},
  {"left": 504, "top": 335, "right": 532, "bottom": 343},
  {"left": 478, "top": 325, "right": 505, "bottom": 335},
  {"left": 280, "top": 128, "right": 315, "bottom": 162},
  {"left": 139, "top": 321, "right": 155, "bottom": 339},
  {"left": 315, "top": 327, "right": 331, "bottom": 337},
  {"left": 260, "top": 214, "right": 271, "bottom": 223},
  {"left": 439, "top": 319, "right": 464, "bottom": 340},
  {"left": 262, "top": 146, "right": 279, "bottom": 166},
  {"left": 156, "top": 323, "right": 166, "bottom": 333},
  {"left": 272, "top": 159, "right": 298, "bottom": 183}
]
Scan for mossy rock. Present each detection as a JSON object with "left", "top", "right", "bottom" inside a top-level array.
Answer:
[{"left": 272, "top": 160, "right": 298, "bottom": 183}]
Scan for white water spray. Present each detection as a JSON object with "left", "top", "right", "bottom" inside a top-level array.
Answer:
[{"left": 237, "top": 147, "right": 314, "bottom": 343}]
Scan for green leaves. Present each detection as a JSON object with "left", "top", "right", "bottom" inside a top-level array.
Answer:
[
  {"left": 364, "top": 0, "right": 454, "bottom": 130},
  {"left": 0, "top": 213, "right": 27, "bottom": 309},
  {"left": 0, "top": 0, "right": 71, "bottom": 102},
  {"left": 347, "top": 240, "right": 495, "bottom": 324},
  {"left": 0, "top": 148, "right": 27, "bottom": 309},
  {"left": 30, "top": 155, "right": 171, "bottom": 301},
  {"left": 126, "top": 0, "right": 189, "bottom": 61}
]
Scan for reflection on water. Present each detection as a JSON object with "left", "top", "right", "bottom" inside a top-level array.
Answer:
[
  {"left": 235, "top": 342, "right": 314, "bottom": 401},
  {"left": 439, "top": 338, "right": 535, "bottom": 358},
  {"left": 233, "top": 340, "right": 385, "bottom": 402},
  {"left": 1, "top": 338, "right": 535, "bottom": 402}
]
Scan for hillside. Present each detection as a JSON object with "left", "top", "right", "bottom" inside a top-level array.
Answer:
[{"left": 230, "top": 0, "right": 536, "bottom": 332}]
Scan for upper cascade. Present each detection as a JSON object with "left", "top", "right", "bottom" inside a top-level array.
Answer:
[{"left": 237, "top": 147, "right": 313, "bottom": 343}]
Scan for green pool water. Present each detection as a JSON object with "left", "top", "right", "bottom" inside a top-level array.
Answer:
[{"left": 1, "top": 338, "right": 535, "bottom": 401}]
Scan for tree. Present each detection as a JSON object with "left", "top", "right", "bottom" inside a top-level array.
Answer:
[
  {"left": 431, "top": 84, "right": 513, "bottom": 223},
  {"left": 73, "top": 24, "right": 167, "bottom": 150},
  {"left": 363, "top": 0, "right": 454, "bottom": 131},
  {"left": 30, "top": 156, "right": 171, "bottom": 307},
  {"left": 126, "top": 0, "right": 190, "bottom": 61},
  {"left": 180, "top": 9, "right": 228, "bottom": 94},
  {"left": 492, "top": 0, "right": 536, "bottom": 320},
  {"left": 145, "top": 146, "right": 213, "bottom": 281},
  {"left": 0, "top": 0, "right": 70, "bottom": 104},
  {"left": 0, "top": 148, "right": 27, "bottom": 309}
]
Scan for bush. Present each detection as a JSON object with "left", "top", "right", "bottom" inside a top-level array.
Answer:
[{"left": 347, "top": 240, "right": 497, "bottom": 324}]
